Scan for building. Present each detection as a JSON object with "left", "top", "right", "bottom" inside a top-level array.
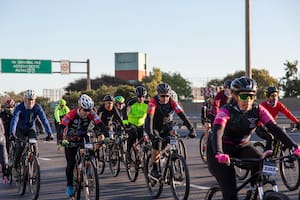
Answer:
[
  {"left": 115, "top": 52, "right": 147, "bottom": 83},
  {"left": 43, "top": 88, "right": 66, "bottom": 102}
]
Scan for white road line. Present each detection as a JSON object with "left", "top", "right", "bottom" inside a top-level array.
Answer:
[
  {"left": 189, "top": 184, "right": 210, "bottom": 190},
  {"left": 39, "top": 157, "right": 52, "bottom": 161}
]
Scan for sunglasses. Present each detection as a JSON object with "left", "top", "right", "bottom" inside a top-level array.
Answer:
[
  {"left": 160, "top": 94, "right": 170, "bottom": 98},
  {"left": 82, "top": 108, "right": 91, "bottom": 112},
  {"left": 138, "top": 95, "right": 146, "bottom": 98},
  {"left": 238, "top": 93, "right": 256, "bottom": 101}
]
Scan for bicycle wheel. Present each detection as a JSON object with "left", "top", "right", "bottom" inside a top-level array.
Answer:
[
  {"left": 253, "top": 141, "right": 265, "bottom": 154},
  {"left": 279, "top": 148, "right": 300, "bottom": 191},
  {"left": 8, "top": 141, "right": 15, "bottom": 184},
  {"left": 263, "top": 190, "right": 290, "bottom": 200},
  {"left": 170, "top": 154, "right": 190, "bottom": 200},
  {"left": 177, "top": 139, "right": 187, "bottom": 160},
  {"left": 82, "top": 160, "right": 99, "bottom": 200},
  {"left": 144, "top": 154, "right": 163, "bottom": 198},
  {"left": 17, "top": 159, "right": 27, "bottom": 196},
  {"left": 205, "top": 186, "right": 223, "bottom": 200},
  {"left": 28, "top": 156, "right": 40, "bottom": 200},
  {"left": 109, "top": 143, "right": 120, "bottom": 177},
  {"left": 95, "top": 148, "right": 105, "bottom": 175},
  {"left": 199, "top": 134, "right": 208, "bottom": 164},
  {"left": 126, "top": 147, "right": 139, "bottom": 182},
  {"left": 235, "top": 166, "right": 249, "bottom": 180}
]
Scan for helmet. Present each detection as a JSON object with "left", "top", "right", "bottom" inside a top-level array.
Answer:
[
  {"left": 78, "top": 94, "right": 94, "bottom": 110},
  {"left": 170, "top": 90, "right": 178, "bottom": 102},
  {"left": 114, "top": 95, "right": 125, "bottom": 104},
  {"left": 103, "top": 95, "right": 114, "bottom": 102},
  {"left": 59, "top": 99, "right": 67, "bottom": 106},
  {"left": 230, "top": 76, "right": 258, "bottom": 93},
  {"left": 265, "top": 86, "right": 279, "bottom": 97},
  {"left": 5, "top": 99, "right": 15, "bottom": 108},
  {"left": 157, "top": 83, "right": 171, "bottom": 94},
  {"left": 24, "top": 89, "right": 37, "bottom": 99},
  {"left": 223, "top": 80, "right": 232, "bottom": 88},
  {"left": 135, "top": 86, "right": 147, "bottom": 97}
]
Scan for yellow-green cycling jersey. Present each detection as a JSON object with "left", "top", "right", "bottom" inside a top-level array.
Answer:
[
  {"left": 54, "top": 105, "right": 70, "bottom": 123},
  {"left": 127, "top": 99, "right": 148, "bottom": 127}
]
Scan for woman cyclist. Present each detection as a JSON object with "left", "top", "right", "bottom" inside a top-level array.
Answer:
[{"left": 206, "top": 76, "right": 300, "bottom": 200}]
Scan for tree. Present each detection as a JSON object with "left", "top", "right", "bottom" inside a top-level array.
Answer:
[
  {"left": 279, "top": 60, "right": 300, "bottom": 97},
  {"left": 142, "top": 67, "right": 162, "bottom": 97},
  {"left": 207, "top": 68, "right": 278, "bottom": 98}
]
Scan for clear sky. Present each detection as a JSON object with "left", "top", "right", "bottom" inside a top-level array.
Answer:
[{"left": 0, "top": 0, "right": 299, "bottom": 95}]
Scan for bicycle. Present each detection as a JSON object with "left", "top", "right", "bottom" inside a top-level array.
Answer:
[
  {"left": 253, "top": 127, "right": 300, "bottom": 191},
  {"left": 7, "top": 138, "right": 16, "bottom": 184},
  {"left": 125, "top": 135, "right": 152, "bottom": 182},
  {"left": 199, "top": 129, "right": 210, "bottom": 164},
  {"left": 205, "top": 154, "right": 292, "bottom": 200},
  {"left": 15, "top": 137, "right": 40, "bottom": 200},
  {"left": 144, "top": 135, "right": 190, "bottom": 200},
  {"left": 66, "top": 137, "right": 99, "bottom": 200},
  {"left": 171, "top": 123, "right": 187, "bottom": 160}
]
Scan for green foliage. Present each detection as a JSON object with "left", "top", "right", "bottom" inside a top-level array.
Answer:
[
  {"left": 279, "top": 60, "right": 300, "bottom": 97},
  {"left": 114, "top": 85, "right": 136, "bottom": 102},
  {"left": 142, "top": 67, "right": 162, "bottom": 97}
]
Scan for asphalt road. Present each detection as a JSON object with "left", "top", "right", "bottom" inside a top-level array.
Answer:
[{"left": 1, "top": 130, "right": 300, "bottom": 200}]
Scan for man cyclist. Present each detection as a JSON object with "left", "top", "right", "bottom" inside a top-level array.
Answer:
[
  {"left": 59, "top": 94, "right": 108, "bottom": 198},
  {"left": 256, "top": 86, "right": 300, "bottom": 150},
  {"left": 124, "top": 86, "right": 148, "bottom": 163},
  {"left": 206, "top": 76, "right": 300, "bottom": 200},
  {"left": 144, "top": 83, "right": 196, "bottom": 178},
  {"left": 10, "top": 89, "right": 54, "bottom": 175},
  {"left": 114, "top": 95, "right": 127, "bottom": 121},
  {"left": 54, "top": 99, "right": 70, "bottom": 144},
  {"left": 0, "top": 99, "right": 15, "bottom": 153}
]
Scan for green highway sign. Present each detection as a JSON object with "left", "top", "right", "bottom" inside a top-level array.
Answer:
[{"left": 1, "top": 59, "right": 52, "bottom": 73}]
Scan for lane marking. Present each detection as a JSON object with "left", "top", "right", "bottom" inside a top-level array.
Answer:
[
  {"left": 189, "top": 184, "right": 210, "bottom": 190},
  {"left": 39, "top": 157, "right": 52, "bottom": 161}
]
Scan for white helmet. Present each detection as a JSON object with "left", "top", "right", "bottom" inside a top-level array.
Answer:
[
  {"left": 78, "top": 94, "right": 94, "bottom": 110},
  {"left": 24, "top": 89, "right": 37, "bottom": 99}
]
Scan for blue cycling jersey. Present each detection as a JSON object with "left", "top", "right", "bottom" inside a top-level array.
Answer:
[{"left": 10, "top": 102, "right": 52, "bottom": 136}]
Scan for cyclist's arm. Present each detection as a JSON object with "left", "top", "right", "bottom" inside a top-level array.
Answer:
[
  {"left": 9, "top": 108, "right": 21, "bottom": 137},
  {"left": 36, "top": 104, "right": 52, "bottom": 135},
  {"left": 144, "top": 98, "right": 156, "bottom": 137},
  {"left": 278, "top": 102, "right": 299, "bottom": 123},
  {"left": 54, "top": 106, "right": 60, "bottom": 123}
]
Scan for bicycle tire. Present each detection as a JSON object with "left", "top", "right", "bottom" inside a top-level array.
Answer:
[
  {"left": 144, "top": 154, "right": 163, "bottom": 198},
  {"left": 204, "top": 186, "right": 223, "bottom": 200},
  {"left": 109, "top": 143, "right": 120, "bottom": 177},
  {"left": 17, "top": 159, "right": 27, "bottom": 196},
  {"left": 28, "top": 156, "right": 40, "bottom": 200},
  {"left": 199, "top": 134, "right": 208, "bottom": 164},
  {"left": 253, "top": 141, "right": 265, "bottom": 154},
  {"left": 95, "top": 148, "right": 105, "bottom": 175},
  {"left": 279, "top": 147, "right": 300, "bottom": 191},
  {"left": 170, "top": 154, "right": 190, "bottom": 200},
  {"left": 8, "top": 141, "right": 15, "bottom": 184},
  {"left": 125, "top": 147, "right": 139, "bottom": 182},
  {"left": 73, "top": 163, "right": 82, "bottom": 200},
  {"left": 263, "top": 190, "right": 290, "bottom": 200},
  {"left": 235, "top": 165, "right": 249, "bottom": 180},
  {"left": 82, "top": 160, "right": 99, "bottom": 200},
  {"left": 178, "top": 139, "right": 187, "bottom": 160}
]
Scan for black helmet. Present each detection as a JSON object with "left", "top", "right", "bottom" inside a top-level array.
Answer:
[
  {"left": 223, "top": 80, "right": 232, "bottom": 88},
  {"left": 230, "top": 76, "right": 258, "bottom": 93},
  {"left": 265, "top": 86, "right": 279, "bottom": 97},
  {"left": 103, "top": 95, "right": 114, "bottom": 102},
  {"left": 157, "top": 83, "right": 171, "bottom": 94},
  {"left": 135, "top": 86, "right": 147, "bottom": 96}
]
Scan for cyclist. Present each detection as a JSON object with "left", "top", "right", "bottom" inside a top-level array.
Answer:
[
  {"left": 256, "top": 86, "right": 300, "bottom": 150},
  {"left": 59, "top": 94, "right": 108, "bottom": 198},
  {"left": 97, "top": 95, "right": 124, "bottom": 129},
  {"left": 0, "top": 99, "right": 15, "bottom": 153},
  {"left": 0, "top": 118, "right": 9, "bottom": 184},
  {"left": 54, "top": 99, "right": 70, "bottom": 144},
  {"left": 10, "top": 89, "right": 54, "bottom": 174},
  {"left": 211, "top": 80, "right": 232, "bottom": 121},
  {"left": 114, "top": 95, "right": 127, "bottom": 121},
  {"left": 144, "top": 83, "right": 196, "bottom": 178},
  {"left": 124, "top": 86, "right": 148, "bottom": 163},
  {"left": 206, "top": 76, "right": 300, "bottom": 200}
]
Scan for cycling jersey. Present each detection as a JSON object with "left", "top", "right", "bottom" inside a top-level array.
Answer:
[
  {"left": 54, "top": 104, "right": 70, "bottom": 123},
  {"left": 127, "top": 98, "right": 148, "bottom": 127},
  {"left": 97, "top": 105, "right": 123, "bottom": 127},
  {"left": 261, "top": 100, "right": 299, "bottom": 123},
  {"left": 10, "top": 102, "right": 52, "bottom": 136}
]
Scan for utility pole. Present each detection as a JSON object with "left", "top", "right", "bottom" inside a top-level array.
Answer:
[{"left": 245, "top": 0, "right": 252, "bottom": 78}]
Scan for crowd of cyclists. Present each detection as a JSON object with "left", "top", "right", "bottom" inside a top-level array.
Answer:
[{"left": 1, "top": 77, "right": 300, "bottom": 199}]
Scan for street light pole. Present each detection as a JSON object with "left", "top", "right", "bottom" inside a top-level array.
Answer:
[{"left": 245, "top": 0, "right": 252, "bottom": 78}]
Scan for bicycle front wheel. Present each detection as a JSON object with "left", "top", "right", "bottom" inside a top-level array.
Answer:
[
  {"left": 125, "top": 147, "right": 139, "bottom": 182},
  {"left": 170, "top": 154, "right": 190, "bottom": 200},
  {"left": 279, "top": 148, "right": 300, "bottom": 191},
  {"left": 109, "top": 143, "right": 120, "bottom": 177},
  {"left": 177, "top": 139, "right": 187, "bottom": 160},
  {"left": 204, "top": 186, "right": 223, "bottom": 200},
  {"left": 82, "top": 160, "right": 99, "bottom": 200},
  {"left": 263, "top": 190, "right": 290, "bottom": 200},
  {"left": 28, "top": 156, "right": 40, "bottom": 200},
  {"left": 17, "top": 159, "right": 27, "bottom": 196},
  {"left": 199, "top": 134, "right": 208, "bottom": 164}
]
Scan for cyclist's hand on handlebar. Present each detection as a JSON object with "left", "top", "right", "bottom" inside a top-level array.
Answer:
[
  {"left": 215, "top": 153, "right": 230, "bottom": 166},
  {"left": 61, "top": 139, "right": 69, "bottom": 146},
  {"left": 293, "top": 147, "right": 300, "bottom": 158},
  {"left": 46, "top": 134, "right": 54, "bottom": 141},
  {"left": 188, "top": 127, "right": 197, "bottom": 138}
]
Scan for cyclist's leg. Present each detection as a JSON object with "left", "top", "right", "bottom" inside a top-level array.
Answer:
[
  {"left": 206, "top": 139, "right": 238, "bottom": 200},
  {"left": 136, "top": 126, "right": 144, "bottom": 141},
  {"left": 14, "top": 129, "right": 27, "bottom": 169},
  {"left": 150, "top": 130, "right": 162, "bottom": 178},
  {"left": 126, "top": 125, "right": 137, "bottom": 161},
  {"left": 64, "top": 146, "right": 78, "bottom": 196}
]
